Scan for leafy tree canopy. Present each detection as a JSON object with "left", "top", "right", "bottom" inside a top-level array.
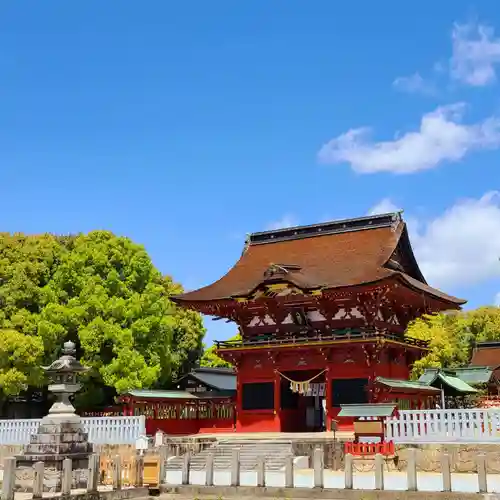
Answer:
[
  {"left": 407, "top": 306, "right": 500, "bottom": 378},
  {"left": 200, "top": 334, "right": 240, "bottom": 368},
  {"left": 0, "top": 231, "right": 205, "bottom": 407}
]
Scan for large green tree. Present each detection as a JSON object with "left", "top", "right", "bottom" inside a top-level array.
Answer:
[
  {"left": 407, "top": 306, "right": 500, "bottom": 378},
  {"left": 0, "top": 231, "right": 205, "bottom": 409}
]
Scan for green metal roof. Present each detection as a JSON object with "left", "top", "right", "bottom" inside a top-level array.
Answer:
[
  {"left": 418, "top": 368, "right": 483, "bottom": 392},
  {"left": 418, "top": 369, "right": 439, "bottom": 385},
  {"left": 436, "top": 373, "right": 478, "bottom": 394},
  {"left": 375, "top": 377, "right": 440, "bottom": 392},
  {"left": 338, "top": 403, "right": 397, "bottom": 418},
  {"left": 184, "top": 368, "right": 236, "bottom": 391},
  {"left": 126, "top": 389, "right": 232, "bottom": 400},
  {"left": 127, "top": 390, "right": 198, "bottom": 399},
  {"left": 453, "top": 367, "right": 493, "bottom": 385}
]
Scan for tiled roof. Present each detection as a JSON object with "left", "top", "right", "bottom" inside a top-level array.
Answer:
[
  {"left": 470, "top": 342, "right": 500, "bottom": 369},
  {"left": 173, "top": 213, "right": 465, "bottom": 305}
]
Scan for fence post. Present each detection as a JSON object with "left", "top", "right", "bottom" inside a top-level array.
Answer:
[
  {"left": 230, "top": 448, "right": 240, "bottom": 487},
  {"left": 205, "top": 452, "right": 214, "bottom": 487},
  {"left": 407, "top": 448, "right": 417, "bottom": 491},
  {"left": 61, "top": 458, "right": 72, "bottom": 495},
  {"left": 256, "top": 456, "right": 265, "bottom": 487},
  {"left": 181, "top": 452, "right": 190, "bottom": 485},
  {"left": 32, "top": 461, "right": 44, "bottom": 499},
  {"left": 87, "top": 454, "right": 99, "bottom": 493},
  {"left": 374, "top": 454, "right": 384, "bottom": 490},
  {"left": 113, "top": 455, "right": 122, "bottom": 490},
  {"left": 134, "top": 453, "right": 144, "bottom": 487},
  {"left": 441, "top": 453, "right": 451, "bottom": 492},
  {"left": 158, "top": 446, "right": 168, "bottom": 485},
  {"left": 477, "top": 453, "right": 487, "bottom": 493},
  {"left": 284, "top": 455, "right": 294, "bottom": 488},
  {"left": 313, "top": 447, "right": 324, "bottom": 488},
  {"left": 344, "top": 453, "right": 353, "bottom": 489},
  {"left": 1, "top": 457, "right": 16, "bottom": 500},
  {"left": 154, "top": 430, "right": 164, "bottom": 448}
]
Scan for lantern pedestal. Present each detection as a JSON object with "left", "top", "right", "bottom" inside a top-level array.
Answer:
[{"left": 16, "top": 341, "right": 93, "bottom": 491}]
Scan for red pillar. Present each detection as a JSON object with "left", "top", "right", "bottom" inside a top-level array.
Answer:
[
  {"left": 274, "top": 370, "right": 281, "bottom": 431},
  {"left": 235, "top": 371, "right": 242, "bottom": 431},
  {"left": 325, "top": 366, "right": 332, "bottom": 431}
]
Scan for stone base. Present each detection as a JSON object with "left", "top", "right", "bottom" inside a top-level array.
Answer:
[
  {"left": 24, "top": 421, "right": 93, "bottom": 455},
  {"left": 16, "top": 419, "right": 93, "bottom": 491},
  {"left": 14, "top": 461, "right": 89, "bottom": 492}
]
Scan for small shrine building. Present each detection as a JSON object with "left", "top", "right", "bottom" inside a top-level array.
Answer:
[
  {"left": 83, "top": 367, "right": 237, "bottom": 435},
  {"left": 172, "top": 212, "right": 465, "bottom": 433}
]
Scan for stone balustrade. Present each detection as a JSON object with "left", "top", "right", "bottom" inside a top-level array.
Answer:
[{"left": 1, "top": 446, "right": 498, "bottom": 497}]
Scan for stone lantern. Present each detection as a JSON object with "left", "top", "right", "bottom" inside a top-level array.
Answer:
[
  {"left": 42, "top": 340, "right": 89, "bottom": 424},
  {"left": 17, "top": 341, "right": 93, "bottom": 490}
]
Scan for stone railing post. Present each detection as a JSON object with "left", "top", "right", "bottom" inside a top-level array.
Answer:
[
  {"left": 256, "top": 456, "right": 265, "bottom": 487},
  {"left": 87, "top": 454, "right": 99, "bottom": 493},
  {"left": 313, "top": 447, "right": 324, "bottom": 488},
  {"left": 154, "top": 430, "right": 164, "bottom": 448},
  {"left": 205, "top": 452, "right": 214, "bottom": 487},
  {"left": 441, "top": 453, "right": 451, "bottom": 492},
  {"left": 406, "top": 448, "right": 417, "bottom": 491},
  {"left": 158, "top": 445, "right": 168, "bottom": 485},
  {"left": 62, "top": 458, "right": 72, "bottom": 495},
  {"left": 344, "top": 453, "right": 353, "bottom": 489},
  {"left": 230, "top": 448, "right": 240, "bottom": 487},
  {"left": 113, "top": 455, "right": 122, "bottom": 490},
  {"left": 1, "top": 457, "right": 16, "bottom": 500},
  {"left": 134, "top": 453, "right": 144, "bottom": 487},
  {"left": 32, "top": 461, "right": 44, "bottom": 499},
  {"left": 284, "top": 456, "right": 294, "bottom": 488},
  {"left": 477, "top": 453, "right": 487, "bottom": 493},
  {"left": 374, "top": 453, "right": 384, "bottom": 490},
  {"left": 181, "top": 451, "right": 190, "bottom": 485}
]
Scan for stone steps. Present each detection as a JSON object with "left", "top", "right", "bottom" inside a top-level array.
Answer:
[{"left": 167, "top": 440, "right": 297, "bottom": 471}]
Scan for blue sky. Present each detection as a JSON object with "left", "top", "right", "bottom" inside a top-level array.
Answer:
[{"left": 1, "top": 1, "right": 500, "bottom": 346}]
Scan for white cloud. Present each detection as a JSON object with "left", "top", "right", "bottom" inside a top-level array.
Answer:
[
  {"left": 393, "top": 72, "right": 437, "bottom": 95},
  {"left": 266, "top": 214, "right": 298, "bottom": 230},
  {"left": 451, "top": 22, "right": 500, "bottom": 86},
  {"left": 318, "top": 103, "right": 500, "bottom": 174},
  {"left": 369, "top": 192, "right": 500, "bottom": 289},
  {"left": 494, "top": 292, "right": 500, "bottom": 306},
  {"left": 367, "top": 198, "right": 402, "bottom": 215}
]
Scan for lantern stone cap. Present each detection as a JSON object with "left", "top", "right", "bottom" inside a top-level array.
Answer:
[{"left": 42, "top": 340, "right": 89, "bottom": 373}]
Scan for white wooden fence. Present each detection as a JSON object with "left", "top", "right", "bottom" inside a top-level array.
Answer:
[
  {"left": 0, "top": 416, "right": 146, "bottom": 445},
  {"left": 386, "top": 409, "right": 500, "bottom": 443}
]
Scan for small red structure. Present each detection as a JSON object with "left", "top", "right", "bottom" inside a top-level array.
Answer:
[
  {"left": 83, "top": 367, "right": 237, "bottom": 436},
  {"left": 172, "top": 213, "right": 465, "bottom": 433},
  {"left": 339, "top": 404, "right": 397, "bottom": 457},
  {"left": 374, "top": 377, "right": 440, "bottom": 409},
  {"left": 118, "top": 390, "right": 235, "bottom": 435}
]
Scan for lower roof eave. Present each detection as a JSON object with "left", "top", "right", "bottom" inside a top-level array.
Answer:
[
  {"left": 215, "top": 337, "right": 429, "bottom": 354},
  {"left": 375, "top": 377, "right": 441, "bottom": 395},
  {"left": 172, "top": 275, "right": 465, "bottom": 310}
]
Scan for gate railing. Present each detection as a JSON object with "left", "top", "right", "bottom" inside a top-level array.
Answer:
[
  {"left": 0, "top": 415, "right": 146, "bottom": 445},
  {"left": 385, "top": 409, "right": 500, "bottom": 443}
]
